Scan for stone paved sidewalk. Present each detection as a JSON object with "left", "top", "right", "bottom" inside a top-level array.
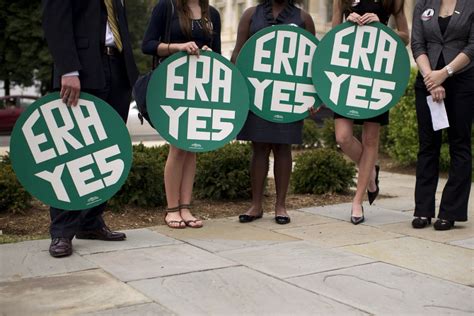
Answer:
[{"left": 0, "top": 171, "right": 473, "bottom": 315}]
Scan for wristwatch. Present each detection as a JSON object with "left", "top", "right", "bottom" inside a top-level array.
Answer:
[{"left": 446, "top": 65, "right": 454, "bottom": 77}]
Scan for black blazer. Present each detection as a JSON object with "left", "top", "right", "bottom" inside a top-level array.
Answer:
[
  {"left": 411, "top": 0, "right": 474, "bottom": 73},
  {"left": 42, "top": 0, "right": 138, "bottom": 90}
]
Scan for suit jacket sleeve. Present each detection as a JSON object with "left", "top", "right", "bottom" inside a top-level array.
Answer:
[
  {"left": 462, "top": 12, "right": 474, "bottom": 61},
  {"left": 42, "top": 0, "right": 82, "bottom": 75},
  {"left": 411, "top": 0, "right": 428, "bottom": 61}
]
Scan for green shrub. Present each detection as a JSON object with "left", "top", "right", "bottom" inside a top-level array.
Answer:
[
  {"left": 0, "top": 155, "right": 32, "bottom": 213},
  {"left": 299, "top": 119, "right": 321, "bottom": 149},
  {"left": 292, "top": 148, "right": 356, "bottom": 194},
  {"left": 195, "top": 142, "right": 253, "bottom": 200},
  {"left": 320, "top": 118, "right": 337, "bottom": 148},
  {"left": 387, "top": 68, "right": 451, "bottom": 170},
  {"left": 378, "top": 126, "right": 390, "bottom": 154},
  {"left": 386, "top": 68, "right": 419, "bottom": 165},
  {"left": 111, "top": 144, "right": 168, "bottom": 208}
]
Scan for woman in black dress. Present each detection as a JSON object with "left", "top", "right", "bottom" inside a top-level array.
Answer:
[
  {"left": 231, "top": 0, "right": 315, "bottom": 225},
  {"left": 142, "top": 0, "right": 221, "bottom": 228},
  {"left": 332, "top": 0, "right": 409, "bottom": 225}
]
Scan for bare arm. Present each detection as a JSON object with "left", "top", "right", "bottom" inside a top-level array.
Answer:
[
  {"left": 446, "top": 53, "right": 472, "bottom": 73},
  {"left": 230, "top": 7, "right": 256, "bottom": 64},
  {"left": 428, "top": 53, "right": 470, "bottom": 102},
  {"left": 301, "top": 10, "right": 315, "bottom": 35},
  {"left": 424, "top": 53, "right": 471, "bottom": 87},
  {"left": 393, "top": 0, "right": 409, "bottom": 45},
  {"left": 331, "top": 0, "right": 343, "bottom": 27},
  {"left": 415, "top": 54, "right": 432, "bottom": 77},
  {"left": 157, "top": 42, "right": 200, "bottom": 56}
]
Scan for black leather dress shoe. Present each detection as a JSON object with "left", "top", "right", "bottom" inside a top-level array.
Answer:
[
  {"left": 412, "top": 217, "right": 431, "bottom": 229},
  {"left": 350, "top": 206, "right": 365, "bottom": 225},
  {"left": 239, "top": 212, "right": 263, "bottom": 223},
  {"left": 433, "top": 219, "right": 455, "bottom": 231},
  {"left": 75, "top": 226, "right": 126, "bottom": 241},
  {"left": 49, "top": 238, "right": 73, "bottom": 258},
  {"left": 275, "top": 216, "right": 291, "bottom": 225},
  {"left": 367, "top": 165, "right": 380, "bottom": 205}
]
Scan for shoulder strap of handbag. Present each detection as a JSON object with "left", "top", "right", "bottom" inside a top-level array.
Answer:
[{"left": 152, "top": 0, "right": 175, "bottom": 69}]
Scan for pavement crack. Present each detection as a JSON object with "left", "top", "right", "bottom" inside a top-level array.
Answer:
[
  {"left": 323, "top": 274, "right": 404, "bottom": 295},
  {"left": 20, "top": 253, "right": 28, "bottom": 266},
  {"left": 424, "top": 305, "right": 474, "bottom": 313}
]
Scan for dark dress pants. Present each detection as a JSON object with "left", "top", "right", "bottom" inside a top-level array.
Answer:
[
  {"left": 50, "top": 53, "right": 132, "bottom": 239},
  {"left": 414, "top": 70, "right": 473, "bottom": 222}
]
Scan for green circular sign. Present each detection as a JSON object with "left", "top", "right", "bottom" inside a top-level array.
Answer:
[
  {"left": 312, "top": 22, "right": 410, "bottom": 119},
  {"left": 147, "top": 51, "right": 249, "bottom": 152},
  {"left": 236, "top": 24, "right": 322, "bottom": 123},
  {"left": 10, "top": 92, "right": 132, "bottom": 210}
]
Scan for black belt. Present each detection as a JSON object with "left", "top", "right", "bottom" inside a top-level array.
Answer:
[{"left": 104, "top": 46, "right": 120, "bottom": 56}]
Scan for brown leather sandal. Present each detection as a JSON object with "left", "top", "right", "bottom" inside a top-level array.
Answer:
[
  {"left": 164, "top": 206, "right": 186, "bottom": 229},
  {"left": 179, "top": 204, "right": 203, "bottom": 228}
]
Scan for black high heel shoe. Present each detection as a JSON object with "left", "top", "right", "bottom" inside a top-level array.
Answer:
[
  {"left": 367, "top": 165, "right": 380, "bottom": 205},
  {"left": 411, "top": 217, "right": 431, "bottom": 229},
  {"left": 351, "top": 206, "right": 365, "bottom": 225},
  {"left": 433, "top": 218, "right": 455, "bottom": 231}
]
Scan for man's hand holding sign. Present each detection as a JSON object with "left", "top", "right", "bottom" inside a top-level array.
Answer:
[{"left": 10, "top": 93, "right": 133, "bottom": 211}]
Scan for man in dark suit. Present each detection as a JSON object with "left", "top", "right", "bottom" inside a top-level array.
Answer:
[{"left": 42, "top": 0, "right": 139, "bottom": 257}]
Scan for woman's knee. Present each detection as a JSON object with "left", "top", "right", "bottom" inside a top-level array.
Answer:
[
  {"left": 362, "top": 134, "right": 379, "bottom": 148},
  {"left": 272, "top": 144, "right": 292, "bottom": 161},
  {"left": 335, "top": 131, "right": 353, "bottom": 147},
  {"left": 335, "top": 119, "right": 354, "bottom": 147},
  {"left": 253, "top": 142, "right": 272, "bottom": 156},
  {"left": 361, "top": 124, "right": 380, "bottom": 148},
  {"left": 168, "top": 146, "right": 188, "bottom": 160}
]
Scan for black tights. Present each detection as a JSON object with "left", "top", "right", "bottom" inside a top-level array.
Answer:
[{"left": 248, "top": 142, "right": 292, "bottom": 215}]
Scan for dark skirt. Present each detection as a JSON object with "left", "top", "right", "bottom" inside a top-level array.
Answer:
[
  {"left": 237, "top": 112, "right": 303, "bottom": 144},
  {"left": 333, "top": 111, "right": 389, "bottom": 126}
]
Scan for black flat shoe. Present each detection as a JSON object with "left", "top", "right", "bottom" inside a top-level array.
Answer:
[
  {"left": 275, "top": 216, "right": 291, "bottom": 225},
  {"left": 350, "top": 206, "right": 365, "bottom": 225},
  {"left": 239, "top": 212, "right": 263, "bottom": 223},
  {"left": 367, "top": 165, "right": 380, "bottom": 205},
  {"left": 412, "top": 217, "right": 431, "bottom": 229},
  {"left": 76, "top": 226, "right": 126, "bottom": 241},
  {"left": 433, "top": 219, "right": 455, "bottom": 231}
]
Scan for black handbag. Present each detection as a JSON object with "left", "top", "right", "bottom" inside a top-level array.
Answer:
[
  {"left": 133, "top": 70, "right": 154, "bottom": 126},
  {"left": 132, "top": 0, "right": 174, "bottom": 127}
]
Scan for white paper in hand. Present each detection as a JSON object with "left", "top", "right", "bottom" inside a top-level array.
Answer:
[{"left": 426, "top": 96, "right": 449, "bottom": 131}]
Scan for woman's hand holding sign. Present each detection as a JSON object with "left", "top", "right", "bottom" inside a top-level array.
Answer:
[
  {"left": 180, "top": 41, "right": 200, "bottom": 56},
  {"left": 346, "top": 12, "right": 362, "bottom": 24},
  {"left": 308, "top": 105, "right": 321, "bottom": 118},
  {"left": 347, "top": 12, "right": 380, "bottom": 25},
  {"left": 359, "top": 12, "right": 380, "bottom": 24}
]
